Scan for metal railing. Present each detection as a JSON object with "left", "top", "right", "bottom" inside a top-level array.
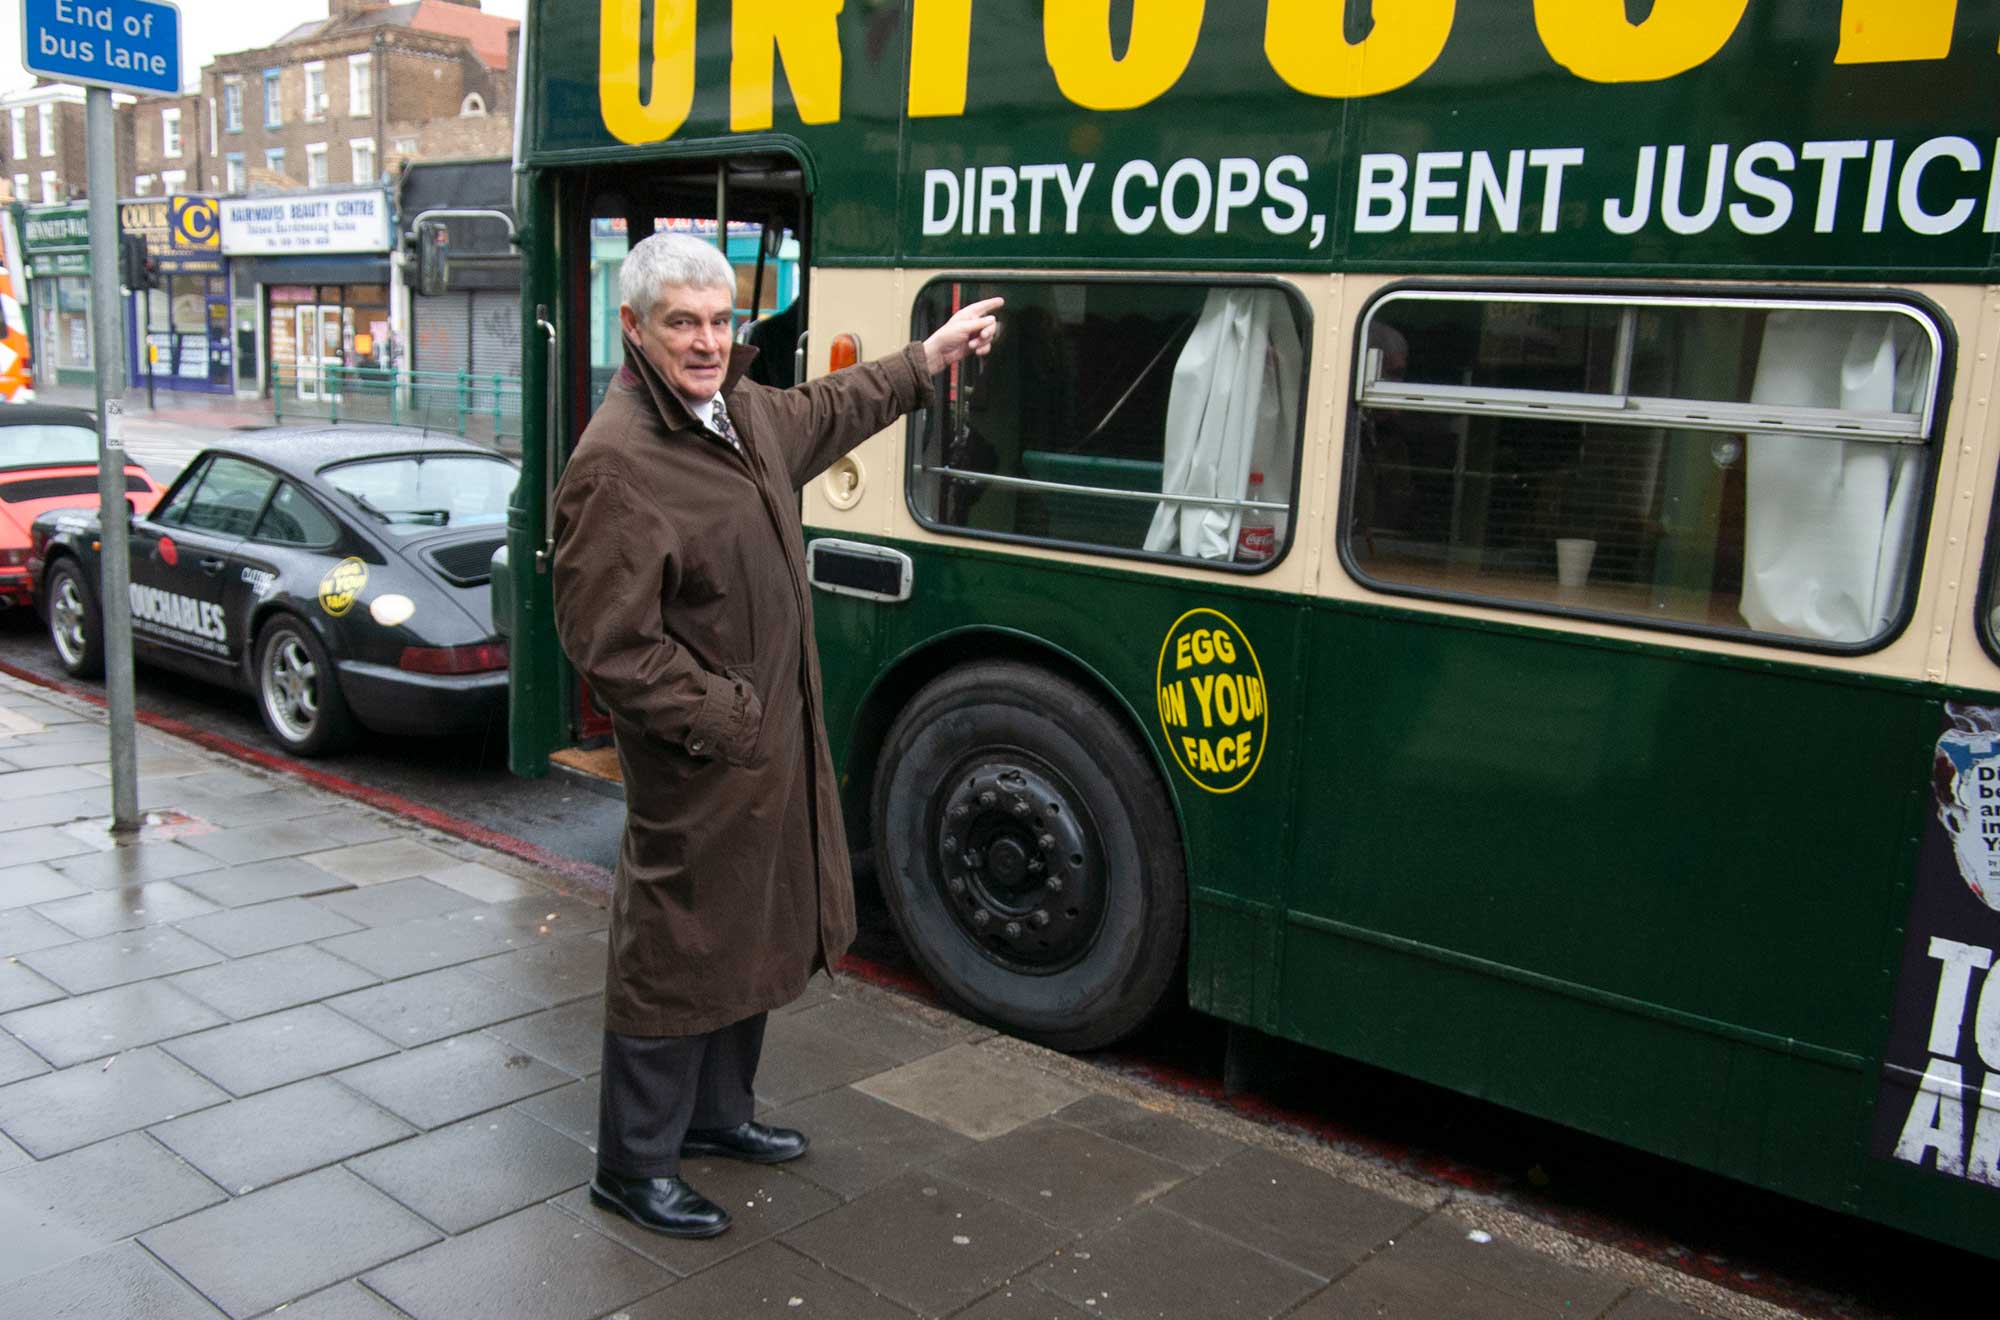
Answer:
[{"left": 270, "top": 365, "right": 522, "bottom": 449}]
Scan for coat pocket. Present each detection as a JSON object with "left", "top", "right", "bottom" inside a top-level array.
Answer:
[{"left": 718, "top": 663, "right": 765, "bottom": 766}]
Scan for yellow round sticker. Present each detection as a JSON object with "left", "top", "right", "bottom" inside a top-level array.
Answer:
[
  {"left": 318, "top": 557, "right": 368, "bottom": 617},
  {"left": 1155, "top": 608, "right": 1268, "bottom": 794}
]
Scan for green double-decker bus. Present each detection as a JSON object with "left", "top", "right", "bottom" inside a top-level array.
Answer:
[{"left": 504, "top": 1, "right": 2000, "bottom": 1257}]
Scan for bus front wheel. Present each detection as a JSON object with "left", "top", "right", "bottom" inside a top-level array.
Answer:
[{"left": 873, "top": 661, "right": 1185, "bottom": 1052}]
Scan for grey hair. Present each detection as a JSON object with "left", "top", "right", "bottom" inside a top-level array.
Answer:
[{"left": 619, "top": 232, "right": 736, "bottom": 322}]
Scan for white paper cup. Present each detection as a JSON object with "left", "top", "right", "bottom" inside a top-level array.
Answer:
[{"left": 1555, "top": 537, "right": 1596, "bottom": 589}]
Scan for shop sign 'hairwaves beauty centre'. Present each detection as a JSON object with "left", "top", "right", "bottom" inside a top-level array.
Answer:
[{"left": 219, "top": 190, "right": 391, "bottom": 256}]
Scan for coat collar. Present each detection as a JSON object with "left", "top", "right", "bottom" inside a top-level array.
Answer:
[{"left": 619, "top": 336, "right": 761, "bottom": 437}]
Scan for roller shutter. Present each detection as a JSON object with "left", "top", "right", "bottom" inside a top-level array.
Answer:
[{"left": 411, "top": 291, "right": 471, "bottom": 375}]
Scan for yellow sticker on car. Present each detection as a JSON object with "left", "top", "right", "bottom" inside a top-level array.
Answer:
[
  {"left": 1156, "top": 608, "right": 1267, "bottom": 794},
  {"left": 318, "top": 557, "right": 368, "bottom": 617}
]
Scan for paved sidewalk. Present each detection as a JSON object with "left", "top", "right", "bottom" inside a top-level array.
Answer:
[{"left": 0, "top": 673, "right": 1793, "bottom": 1319}]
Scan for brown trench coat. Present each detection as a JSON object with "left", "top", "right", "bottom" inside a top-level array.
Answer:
[{"left": 551, "top": 336, "right": 933, "bottom": 1036}]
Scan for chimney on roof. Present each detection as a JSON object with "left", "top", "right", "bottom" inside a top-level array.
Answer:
[{"left": 328, "top": 0, "right": 399, "bottom": 18}]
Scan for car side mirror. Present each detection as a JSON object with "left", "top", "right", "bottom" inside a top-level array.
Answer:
[{"left": 126, "top": 498, "right": 137, "bottom": 520}]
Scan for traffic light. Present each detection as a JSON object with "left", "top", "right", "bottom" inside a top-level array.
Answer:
[
  {"left": 118, "top": 233, "right": 156, "bottom": 292},
  {"left": 415, "top": 220, "right": 449, "bottom": 297}
]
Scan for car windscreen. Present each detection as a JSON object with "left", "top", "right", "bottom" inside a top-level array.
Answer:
[
  {"left": 0, "top": 424, "right": 100, "bottom": 470},
  {"left": 320, "top": 453, "right": 517, "bottom": 537}
]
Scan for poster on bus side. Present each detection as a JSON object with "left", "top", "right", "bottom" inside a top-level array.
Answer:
[{"left": 1873, "top": 704, "right": 2000, "bottom": 1187}]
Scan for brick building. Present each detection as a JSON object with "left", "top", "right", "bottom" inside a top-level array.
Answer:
[
  {"left": 197, "top": 0, "right": 518, "bottom": 197},
  {"left": 129, "top": 91, "right": 207, "bottom": 197},
  {"left": 1, "top": 82, "right": 135, "bottom": 205}
]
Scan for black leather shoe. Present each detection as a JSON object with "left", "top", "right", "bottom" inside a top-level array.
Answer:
[
  {"left": 589, "top": 1168, "right": 731, "bottom": 1238},
  {"left": 681, "top": 1120, "right": 808, "bottom": 1164}
]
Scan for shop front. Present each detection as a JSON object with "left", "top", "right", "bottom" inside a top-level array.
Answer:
[
  {"left": 219, "top": 190, "right": 395, "bottom": 401},
  {"left": 22, "top": 203, "right": 95, "bottom": 390},
  {"left": 121, "top": 196, "right": 232, "bottom": 395}
]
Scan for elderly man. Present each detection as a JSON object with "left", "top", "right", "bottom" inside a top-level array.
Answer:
[{"left": 551, "top": 232, "right": 999, "bottom": 1238}]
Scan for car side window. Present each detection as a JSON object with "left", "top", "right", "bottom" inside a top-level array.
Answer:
[
  {"left": 253, "top": 482, "right": 340, "bottom": 547},
  {"left": 152, "top": 459, "right": 206, "bottom": 526},
  {"left": 182, "top": 457, "right": 277, "bottom": 539}
]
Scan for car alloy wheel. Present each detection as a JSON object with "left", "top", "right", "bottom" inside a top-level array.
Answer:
[{"left": 254, "top": 615, "right": 354, "bottom": 756}]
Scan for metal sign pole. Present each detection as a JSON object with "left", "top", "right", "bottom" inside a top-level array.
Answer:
[{"left": 86, "top": 88, "right": 140, "bottom": 832}]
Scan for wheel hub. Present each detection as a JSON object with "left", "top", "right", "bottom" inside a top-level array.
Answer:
[{"left": 935, "top": 762, "right": 1104, "bottom": 973}]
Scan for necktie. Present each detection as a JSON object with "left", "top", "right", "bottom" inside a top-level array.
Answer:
[{"left": 710, "top": 394, "right": 743, "bottom": 455}]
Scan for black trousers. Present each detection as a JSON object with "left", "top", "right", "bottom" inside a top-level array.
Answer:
[{"left": 596, "top": 1013, "right": 767, "bottom": 1178}]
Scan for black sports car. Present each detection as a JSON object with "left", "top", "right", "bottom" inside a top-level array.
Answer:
[{"left": 29, "top": 427, "right": 519, "bottom": 756}]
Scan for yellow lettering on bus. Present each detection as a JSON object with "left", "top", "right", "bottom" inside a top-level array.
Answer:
[
  {"left": 1044, "top": 0, "right": 1204, "bottom": 111},
  {"left": 1834, "top": 0, "right": 1956, "bottom": 63},
  {"left": 908, "top": 0, "right": 973, "bottom": 117},
  {"left": 599, "top": 0, "right": 696, "bottom": 145},
  {"left": 732, "top": 0, "right": 844, "bottom": 131},
  {"left": 1264, "top": 0, "right": 1454, "bottom": 98},
  {"left": 1533, "top": 0, "right": 1749, "bottom": 83}
]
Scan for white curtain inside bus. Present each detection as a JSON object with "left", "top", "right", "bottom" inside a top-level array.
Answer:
[
  {"left": 1740, "top": 312, "right": 1927, "bottom": 644},
  {"left": 1144, "top": 288, "right": 1302, "bottom": 559}
]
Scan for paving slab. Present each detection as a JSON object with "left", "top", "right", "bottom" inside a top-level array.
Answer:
[
  {"left": 149, "top": 1075, "right": 416, "bottom": 1194},
  {"left": 295, "top": 809, "right": 409, "bottom": 848},
  {"left": 310, "top": 875, "right": 485, "bottom": 928},
  {"left": 175, "top": 856, "right": 357, "bottom": 908},
  {"left": 465, "top": 931, "right": 608, "bottom": 1008},
  {"left": 1032, "top": 1204, "right": 1324, "bottom": 1320},
  {"left": 167, "top": 941, "right": 381, "bottom": 1019},
  {"left": 0, "top": 1031, "right": 49, "bottom": 1087},
  {"left": 514, "top": 1074, "right": 600, "bottom": 1149},
  {"left": 0, "top": 958, "right": 65, "bottom": 1013},
  {"left": 476, "top": 892, "right": 611, "bottom": 939},
  {"left": 328, "top": 963, "right": 545, "bottom": 1046},
  {"left": 752, "top": 1002, "right": 906, "bottom": 1108},
  {"left": 316, "top": 909, "right": 524, "bottom": 980},
  {"left": 0, "top": 1241, "right": 226, "bottom": 1319},
  {"left": 141, "top": 1166, "right": 443, "bottom": 1319},
  {"left": 425, "top": 859, "right": 548, "bottom": 903},
  {"left": 362, "top": 1202, "right": 674, "bottom": 1320},
  {"left": 33, "top": 879, "right": 222, "bottom": 938},
  {"left": 485, "top": 997, "right": 604, "bottom": 1076},
  {"left": 162, "top": 1003, "right": 398, "bottom": 1096},
  {"left": 0, "top": 1045, "right": 228, "bottom": 1157},
  {"left": 1050, "top": 1095, "right": 1245, "bottom": 1174},
  {"left": 0, "top": 907, "right": 75, "bottom": 957},
  {"left": 16, "top": 924, "right": 224, "bottom": 994},
  {"left": 949, "top": 1286, "right": 1099, "bottom": 1319},
  {"left": 336, "top": 1028, "right": 575, "bottom": 1129},
  {"left": 1294, "top": 1210, "right": 1627, "bottom": 1320},
  {"left": 179, "top": 818, "right": 349, "bottom": 866},
  {"left": 349, "top": 1106, "right": 594, "bottom": 1234},
  {"left": 788, "top": 992, "right": 982, "bottom": 1066},
  {"left": 0, "top": 1130, "right": 224, "bottom": 1247},
  {"left": 0, "top": 978, "right": 226, "bottom": 1068},
  {"left": 172, "top": 894, "right": 365, "bottom": 958},
  {"left": 785, "top": 1170, "right": 1075, "bottom": 1318},
  {"left": 560, "top": 1155, "right": 840, "bottom": 1277},
  {"left": 855, "top": 1044, "right": 1087, "bottom": 1141},
  {"left": 757, "top": 1084, "right": 978, "bottom": 1203},
  {"left": 935, "top": 1117, "right": 1191, "bottom": 1233},
  {"left": 1154, "top": 1145, "right": 1425, "bottom": 1280},
  {"left": 615, "top": 1239, "right": 913, "bottom": 1319},
  {"left": 306, "top": 838, "right": 467, "bottom": 885},
  {"left": 267, "top": 1281, "right": 411, "bottom": 1320},
  {"left": 0, "top": 862, "right": 88, "bottom": 908},
  {"left": 49, "top": 840, "right": 231, "bottom": 890}
]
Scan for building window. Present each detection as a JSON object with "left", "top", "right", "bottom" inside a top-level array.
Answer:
[
  {"left": 909, "top": 278, "right": 1310, "bottom": 568},
  {"left": 161, "top": 108, "right": 182, "bottom": 158},
  {"left": 350, "top": 138, "right": 376, "bottom": 183},
  {"left": 38, "top": 105, "right": 54, "bottom": 157},
  {"left": 40, "top": 171, "right": 58, "bottom": 204},
  {"left": 264, "top": 70, "right": 282, "bottom": 126},
  {"left": 9, "top": 110, "right": 23, "bottom": 161},
  {"left": 1344, "top": 290, "right": 1944, "bottom": 649},
  {"left": 265, "top": 147, "right": 286, "bottom": 177},
  {"left": 225, "top": 153, "right": 246, "bottom": 192},
  {"left": 349, "top": 54, "right": 372, "bottom": 117},
  {"left": 392, "top": 136, "right": 417, "bottom": 156},
  {"left": 223, "top": 78, "right": 244, "bottom": 132},
  {"left": 304, "top": 62, "right": 326, "bottom": 122},
  {"left": 11, "top": 174, "right": 28, "bottom": 201},
  {"left": 306, "top": 142, "right": 328, "bottom": 188},
  {"left": 460, "top": 93, "right": 487, "bottom": 117},
  {"left": 162, "top": 169, "right": 186, "bottom": 195},
  {"left": 134, "top": 174, "right": 154, "bottom": 194}
]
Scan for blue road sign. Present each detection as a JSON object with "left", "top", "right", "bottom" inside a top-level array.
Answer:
[{"left": 21, "top": 0, "right": 183, "bottom": 97}]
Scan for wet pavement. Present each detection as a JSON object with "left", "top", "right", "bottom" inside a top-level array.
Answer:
[{"left": 0, "top": 671, "right": 1805, "bottom": 1319}]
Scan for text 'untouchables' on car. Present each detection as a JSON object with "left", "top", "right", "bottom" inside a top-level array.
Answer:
[{"left": 29, "top": 427, "right": 519, "bottom": 756}]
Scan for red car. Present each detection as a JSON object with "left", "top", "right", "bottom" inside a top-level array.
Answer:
[{"left": 0, "top": 405, "right": 162, "bottom": 611}]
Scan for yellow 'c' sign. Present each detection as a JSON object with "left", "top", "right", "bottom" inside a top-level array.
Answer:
[{"left": 1156, "top": 608, "right": 1267, "bottom": 794}]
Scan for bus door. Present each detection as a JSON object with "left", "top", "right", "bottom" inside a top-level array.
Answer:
[{"left": 549, "top": 154, "right": 810, "bottom": 784}]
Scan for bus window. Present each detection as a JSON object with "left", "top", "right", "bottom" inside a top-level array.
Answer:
[
  {"left": 1345, "top": 290, "right": 1942, "bottom": 649},
  {"left": 908, "top": 278, "right": 1308, "bottom": 568}
]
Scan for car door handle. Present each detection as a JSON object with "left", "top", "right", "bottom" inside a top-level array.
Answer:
[{"left": 198, "top": 556, "right": 227, "bottom": 575}]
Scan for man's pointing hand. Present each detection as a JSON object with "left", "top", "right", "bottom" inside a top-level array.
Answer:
[{"left": 922, "top": 297, "right": 1004, "bottom": 375}]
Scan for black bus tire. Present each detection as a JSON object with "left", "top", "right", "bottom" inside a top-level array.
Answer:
[
  {"left": 873, "top": 660, "right": 1185, "bottom": 1051},
  {"left": 45, "top": 559, "right": 106, "bottom": 679},
  {"left": 254, "top": 614, "right": 354, "bottom": 757}
]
